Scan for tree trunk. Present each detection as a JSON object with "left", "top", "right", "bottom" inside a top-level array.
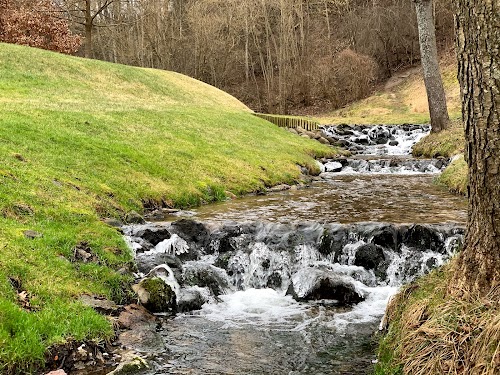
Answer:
[
  {"left": 413, "top": 0, "right": 449, "bottom": 132},
  {"left": 84, "top": 0, "right": 93, "bottom": 58},
  {"left": 449, "top": 0, "right": 500, "bottom": 297}
]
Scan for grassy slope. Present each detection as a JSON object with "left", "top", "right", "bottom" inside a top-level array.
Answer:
[
  {"left": 316, "top": 62, "right": 461, "bottom": 125},
  {"left": 0, "top": 43, "right": 335, "bottom": 373}
]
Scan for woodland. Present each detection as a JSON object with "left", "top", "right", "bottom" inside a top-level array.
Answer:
[{"left": 1, "top": 0, "right": 455, "bottom": 113}]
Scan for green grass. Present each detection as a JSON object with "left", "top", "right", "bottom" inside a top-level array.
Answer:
[
  {"left": 316, "top": 62, "right": 461, "bottom": 125},
  {"left": 436, "top": 156, "right": 468, "bottom": 195},
  {"left": 411, "top": 119, "right": 468, "bottom": 195},
  {"left": 0, "top": 42, "right": 336, "bottom": 373},
  {"left": 412, "top": 119, "right": 465, "bottom": 158}
]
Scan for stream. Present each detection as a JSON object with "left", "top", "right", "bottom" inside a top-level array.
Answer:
[{"left": 123, "top": 124, "right": 466, "bottom": 374}]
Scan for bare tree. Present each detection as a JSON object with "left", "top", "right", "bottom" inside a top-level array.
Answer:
[
  {"left": 449, "top": 0, "right": 499, "bottom": 296},
  {"left": 413, "top": 0, "right": 449, "bottom": 132},
  {"left": 56, "top": 0, "right": 123, "bottom": 58}
]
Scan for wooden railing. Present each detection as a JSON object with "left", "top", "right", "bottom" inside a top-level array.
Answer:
[{"left": 253, "top": 113, "right": 319, "bottom": 131}]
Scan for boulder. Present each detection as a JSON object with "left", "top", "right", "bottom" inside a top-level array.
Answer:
[
  {"left": 132, "top": 276, "right": 176, "bottom": 313},
  {"left": 181, "top": 263, "right": 230, "bottom": 296},
  {"left": 79, "top": 295, "right": 119, "bottom": 315},
  {"left": 324, "top": 161, "right": 343, "bottom": 172},
  {"left": 402, "top": 224, "right": 445, "bottom": 253},
  {"left": 134, "top": 226, "right": 171, "bottom": 246},
  {"left": 177, "top": 287, "right": 211, "bottom": 312},
  {"left": 170, "top": 219, "right": 210, "bottom": 247},
  {"left": 287, "top": 271, "right": 365, "bottom": 306},
  {"left": 318, "top": 225, "right": 349, "bottom": 259},
  {"left": 125, "top": 211, "right": 145, "bottom": 224}
]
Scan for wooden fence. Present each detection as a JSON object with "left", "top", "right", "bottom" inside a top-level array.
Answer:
[{"left": 253, "top": 113, "right": 319, "bottom": 131}]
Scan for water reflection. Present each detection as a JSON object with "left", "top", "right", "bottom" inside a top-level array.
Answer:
[{"left": 171, "top": 175, "right": 466, "bottom": 225}]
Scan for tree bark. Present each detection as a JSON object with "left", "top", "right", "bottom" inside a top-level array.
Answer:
[
  {"left": 449, "top": 0, "right": 500, "bottom": 297},
  {"left": 413, "top": 0, "right": 449, "bottom": 132},
  {"left": 84, "top": 0, "right": 93, "bottom": 58}
]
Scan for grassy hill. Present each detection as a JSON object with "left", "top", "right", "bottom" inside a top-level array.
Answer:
[
  {"left": 0, "top": 43, "right": 335, "bottom": 373},
  {"left": 316, "top": 61, "right": 461, "bottom": 125}
]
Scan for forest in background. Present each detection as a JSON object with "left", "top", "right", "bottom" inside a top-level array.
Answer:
[{"left": 1, "top": 0, "right": 455, "bottom": 114}]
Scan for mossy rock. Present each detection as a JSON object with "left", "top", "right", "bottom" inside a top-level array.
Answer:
[{"left": 134, "top": 277, "right": 176, "bottom": 313}]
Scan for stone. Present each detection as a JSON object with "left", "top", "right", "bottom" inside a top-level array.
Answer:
[
  {"left": 13, "top": 203, "right": 34, "bottom": 216},
  {"left": 116, "top": 304, "right": 156, "bottom": 330},
  {"left": 389, "top": 140, "right": 399, "bottom": 146},
  {"left": 225, "top": 191, "right": 237, "bottom": 199},
  {"left": 135, "top": 226, "right": 171, "bottom": 246},
  {"left": 318, "top": 137, "right": 330, "bottom": 145},
  {"left": 106, "top": 353, "right": 149, "bottom": 375},
  {"left": 305, "top": 131, "right": 316, "bottom": 138},
  {"left": 353, "top": 243, "right": 388, "bottom": 279},
  {"left": 79, "top": 295, "right": 119, "bottom": 315},
  {"left": 13, "top": 153, "right": 26, "bottom": 162},
  {"left": 177, "top": 287, "right": 209, "bottom": 312},
  {"left": 267, "top": 184, "right": 291, "bottom": 192},
  {"left": 72, "top": 242, "right": 98, "bottom": 263},
  {"left": 132, "top": 276, "right": 176, "bottom": 313},
  {"left": 288, "top": 128, "right": 298, "bottom": 135},
  {"left": 45, "top": 370, "right": 67, "bottom": 375},
  {"left": 368, "top": 225, "right": 399, "bottom": 252},
  {"left": 318, "top": 225, "right": 349, "bottom": 258},
  {"left": 181, "top": 263, "right": 229, "bottom": 296},
  {"left": 402, "top": 224, "right": 445, "bottom": 253},
  {"left": 125, "top": 211, "right": 145, "bottom": 224},
  {"left": 324, "top": 161, "right": 343, "bottom": 172},
  {"left": 301, "top": 134, "right": 310, "bottom": 138},
  {"left": 135, "top": 252, "right": 182, "bottom": 274},
  {"left": 170, "top": 219, "right": 210, "bottom": 246},
  {"left": 23, "top": 230, "right": 42, "bottom": 239},
  {"left": 287, "top": 272, "right": 365, "bottom": 306},
  {"left": 102, "top": 218, "right": 123, "bottom": 227}
]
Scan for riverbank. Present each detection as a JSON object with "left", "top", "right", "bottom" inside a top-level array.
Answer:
[
  {"left": 412, "top": 119, "right": 467, "bottom": 195},
  {"left": 376, "top": 258, "right": 500, "bottom": 375},
  {"left": 0, "top": 43, "right": 337, "bottom": 374}
]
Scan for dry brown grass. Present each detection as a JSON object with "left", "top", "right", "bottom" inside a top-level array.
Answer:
[{"left": 380, "top": 263, "right": 500, "bottom": 375}]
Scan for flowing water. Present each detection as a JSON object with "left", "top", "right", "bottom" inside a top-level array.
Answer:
[{"left": 123, "top": 125, "right": 467, "bottom": 375}]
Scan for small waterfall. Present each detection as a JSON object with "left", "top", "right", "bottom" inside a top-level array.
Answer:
[
  {"left": 321, "top": 124, "right": 431, "bottom": 155},
  {"left": 125, "top": 220, "right": 464, "bottom": 317}
]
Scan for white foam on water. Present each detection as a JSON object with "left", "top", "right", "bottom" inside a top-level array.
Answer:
[
  {"left": 330, "top": 285, "right": 398, "bottom": 330},
  {"left": 199, "top": 288, "right": 310, "bottom": 328}
]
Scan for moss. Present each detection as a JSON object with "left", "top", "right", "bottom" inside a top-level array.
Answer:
[
  {"left": 412, "top": 119, "right": 465, "bottom": 158},
  {"left": 436, "top": 156, "right": 468, "bottom": 195},
  {"left": 140, "top": 277, "right": 175, "bottom": 313}
]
